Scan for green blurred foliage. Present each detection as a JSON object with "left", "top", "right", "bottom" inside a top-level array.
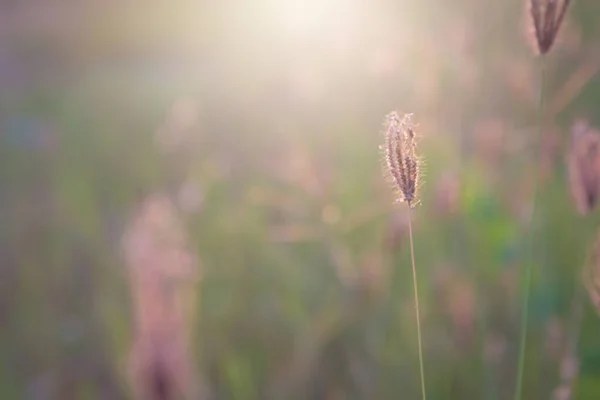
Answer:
[{"left": 2, "top": 0, "right": 600, "bottom": 399}]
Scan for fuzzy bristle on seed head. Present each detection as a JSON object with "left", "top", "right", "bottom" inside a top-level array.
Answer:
[
  {"left": 382, "top": 112, "right": 422, "bottom": 207},
  {"left": 528, "top": 0, "right": 571, "bottom": 55}
]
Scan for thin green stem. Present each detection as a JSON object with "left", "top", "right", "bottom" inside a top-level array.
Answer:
[
  {"left": 514, "top": 56, "right": 546, "bottom": 400},
  {"left": 408, "top": 204, "right": 426, "bottom": 400}
]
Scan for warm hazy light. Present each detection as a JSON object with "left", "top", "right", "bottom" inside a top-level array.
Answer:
[
  {"left": 270, "top": 0, "right": 358, "bottom": 40},
  {"left": 276, "top": 1, "right": 330, "bottom": 35}
]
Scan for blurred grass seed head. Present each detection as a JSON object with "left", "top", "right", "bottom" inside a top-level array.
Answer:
[{"left": 528, "top": 0, "right": 571, "bottom": 55}]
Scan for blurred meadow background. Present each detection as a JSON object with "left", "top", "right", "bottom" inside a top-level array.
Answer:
[{"left": 3, "top": 0, "right": 600, "bottom": 399}]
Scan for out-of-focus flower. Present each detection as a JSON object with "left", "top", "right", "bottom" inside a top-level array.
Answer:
[{"left": 122, "top": 193, "right": 201, "bottom": 400}]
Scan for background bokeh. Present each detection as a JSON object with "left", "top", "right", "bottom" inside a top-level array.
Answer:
[{"left": 2, "top": 0, "right": 600, "bottom": 398}]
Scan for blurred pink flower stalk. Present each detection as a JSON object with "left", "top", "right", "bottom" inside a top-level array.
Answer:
[{"left": 122, "top": 193, "right": 201, "bottom": 400}]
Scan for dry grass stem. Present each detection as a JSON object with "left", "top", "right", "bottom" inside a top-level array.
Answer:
[{"left": 407, "top": 208, "right": 426, "bottom": 400}]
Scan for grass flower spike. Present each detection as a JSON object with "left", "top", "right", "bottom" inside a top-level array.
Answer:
[
  {"left": 529, "top": 0, "right": 571, "bottom": 54},
  {"left": 383, "top": 112, "right": 421, "bottom": 208},
  {"left": 382, "top": 112, "right": 426, "bottom": 399}
]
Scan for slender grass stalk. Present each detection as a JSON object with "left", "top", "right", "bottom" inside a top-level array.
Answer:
[
  {"left": 407, "top": 203, "right": 426, "bottom": 400},
  {"left": 514, "top": 56, "right": 546, "bottom": 400}
]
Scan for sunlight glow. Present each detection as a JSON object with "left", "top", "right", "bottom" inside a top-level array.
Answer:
[
  {"left": 278, "top": 1, "right": 329, "bottom": 35},
  {"left": 270, "top": 0, "right": 358, "bottom": 40}
]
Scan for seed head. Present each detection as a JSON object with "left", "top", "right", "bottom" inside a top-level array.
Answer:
[
  {"left": 382, "top": 112, "right": 422, "bottom": 207},
  {"left": 528, "top": 0, "right": 571, "bottom": 55},
  {"left": 567, "top": 120, "right": 600, "bottom": 215}
]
